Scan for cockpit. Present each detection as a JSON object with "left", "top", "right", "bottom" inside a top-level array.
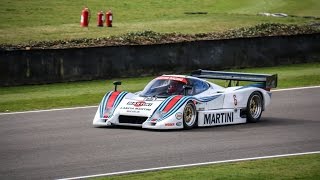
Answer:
[{"left": 139, "top": 76, "right": 210, "bottom": 98}]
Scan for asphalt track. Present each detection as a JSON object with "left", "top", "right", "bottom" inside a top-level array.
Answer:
[{"left": 0, "top": 87, "right": 319, "bottom": 180}]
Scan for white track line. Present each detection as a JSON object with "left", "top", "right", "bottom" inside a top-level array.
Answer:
[
  {"left": 57, "top": 151, "right": 320, "bottom": 180},
  {"left": 272, "top": 85, "right": 320, "bottom": 92},
  {"left": 0, "top": 106, "right": 98, "bottom": 116},
  {"left": 1, "top": 86, "right": 320, "bottom": 116}
]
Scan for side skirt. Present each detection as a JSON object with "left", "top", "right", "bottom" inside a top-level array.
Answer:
[{"left": 198, "top": 109, "right": 246, "bottom": 127}]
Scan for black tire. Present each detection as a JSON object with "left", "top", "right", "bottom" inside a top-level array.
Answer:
[
  {"left": 246, "top": 91, "right": 263, "bottom": 123},
  {"left": 183, "top": 101, "right": 197, "bottom": 129}
]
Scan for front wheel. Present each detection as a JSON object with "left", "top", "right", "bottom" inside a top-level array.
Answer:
[
  {"left": 246, "top": 92, "right": 263, "bottom": 123},
  {"left": 183, "top": 101, "right": 197, "bottom": 129}
]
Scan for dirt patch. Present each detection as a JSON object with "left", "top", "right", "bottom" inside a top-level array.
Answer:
[{"left": 1, "top": 23, "right": 319, "bottom": 51}]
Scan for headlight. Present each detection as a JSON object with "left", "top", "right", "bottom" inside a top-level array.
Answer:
[
  {"left": 103, "top": 108, "right": 113, "bottom": 119},
  {"left": 152, "top": 110, "right": 165, "bottom": 121}
]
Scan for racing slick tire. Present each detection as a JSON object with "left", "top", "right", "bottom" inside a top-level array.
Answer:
[
  {"left": 183, "top": 101, "right": 197, "bottom": 129},
  {"left": 246, "top": 91, "right": 263, "bottom": 123}
]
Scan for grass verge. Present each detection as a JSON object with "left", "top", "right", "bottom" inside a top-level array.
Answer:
[
  {"left": 0, "top": 63, "right": 319, "bottom": 112},
  {"left": 1, "top": 0, "right": 320, "bottom": 44},
  {"left": 93, "top": 153, "right": 320, "bottom": 180}
]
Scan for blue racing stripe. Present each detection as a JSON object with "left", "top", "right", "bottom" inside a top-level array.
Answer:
[{"left": 100, "top": 92, "right": 112, "bottom": 118}]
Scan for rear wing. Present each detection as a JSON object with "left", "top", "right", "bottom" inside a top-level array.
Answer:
[{"left": 191, "top": 69, "right": 277, "bottom": 89}]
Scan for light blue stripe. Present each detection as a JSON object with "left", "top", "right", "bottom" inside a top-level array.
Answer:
[
  {"left": 198, "top": 95, "right": 220, "bottom": 102},
  {"left": 199, "top": 96, "right": 215, "bottom": 100},
  {"left": 199, "top": 95, "right": 220, "bottom": 100},
  {"left": 100, "top": 92, "right": 112, "bottom": 118},
  {"left": 100, "top": 92, "right": 109, "bottom": 115}
]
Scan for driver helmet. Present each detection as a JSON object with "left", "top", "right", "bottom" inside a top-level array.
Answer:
[{"left": 167, "top": 81, "right": 182, "bottom": 94}]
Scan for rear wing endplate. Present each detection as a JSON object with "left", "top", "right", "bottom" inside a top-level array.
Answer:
[{"left": 191, "top": 69, "right": 277, "bottom": 89}]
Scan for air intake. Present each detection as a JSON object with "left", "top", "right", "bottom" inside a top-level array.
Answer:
[{"left": 118, "top": 115, "right": 148, "bottom": 124}]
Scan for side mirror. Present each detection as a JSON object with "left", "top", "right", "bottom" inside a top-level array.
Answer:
[
  {"left": 183, "top": 85, "right": 192, "bottom": 96},
  {"left": 113, "top": 81, "right": 122, "bottom": 91}
]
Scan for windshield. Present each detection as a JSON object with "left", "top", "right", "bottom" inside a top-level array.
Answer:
[{"left": 140, "top": 78, "right": 187, "bottom": 98}]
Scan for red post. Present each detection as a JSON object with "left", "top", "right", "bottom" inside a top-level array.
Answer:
[
  {"left": 106, "top": 10, "right": 113, "bottom": 27},
  {"left": 97, "top": 11, "right": 104, "bottom": 27},
  {"left": 80, "top": 7, "right": 89, "bottom": 27}
]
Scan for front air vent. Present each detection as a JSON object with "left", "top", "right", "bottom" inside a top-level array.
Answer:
[{"left": 119, "top": 115, "right": 148, "bottom": 124}]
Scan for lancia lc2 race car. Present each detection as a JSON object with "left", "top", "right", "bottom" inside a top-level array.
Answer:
[{"left": 93, "top": 70, "right": 277, "bottom": 129}]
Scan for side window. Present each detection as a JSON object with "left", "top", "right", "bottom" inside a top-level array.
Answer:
[{"left": 188, "top": 79, "right": 210, "bottom": 95}]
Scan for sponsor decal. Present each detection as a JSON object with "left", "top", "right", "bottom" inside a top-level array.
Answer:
[
  {"left": 176, "top": 122, "right": 182, "bottom": 126},
  {"left": 126, "top": 110, "right": 140, "bottom": 113},
  {"left": 144, "top": 97, "right": 157, "bottom": 101},
  {"left": 165, "top": 123, "right": 175, "bottom": 126},
  {"left": 120, "top": 106, "right": 152, "bottom": 113},
  {"left": 233, "top": 95, "right": 238, "bottom": 106},
  {"left": 127, "top": 101, "right": 153, "bottom": 107},
  {"left": 203, "top": 112, "right": 234, "bottom": 125},
  {"left": 175, "top": 112, "right": 183, "bottom": 120}
]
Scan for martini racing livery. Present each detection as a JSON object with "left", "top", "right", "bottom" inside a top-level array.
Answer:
[{"left": 93, "top": 70, "right": 277, "bottom": 129}]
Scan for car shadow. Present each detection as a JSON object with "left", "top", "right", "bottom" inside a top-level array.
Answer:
[{"left": 93, "top": 117, "right": 318, "bottom": 132}]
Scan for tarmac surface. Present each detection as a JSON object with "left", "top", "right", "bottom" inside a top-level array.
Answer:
[{"left": 0, "top": 87, "right": 319, "bottom": 179}]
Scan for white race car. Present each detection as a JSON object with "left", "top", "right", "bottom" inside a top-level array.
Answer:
[{"left": 93, "top": 70, "right": 277, "bottom": 130}]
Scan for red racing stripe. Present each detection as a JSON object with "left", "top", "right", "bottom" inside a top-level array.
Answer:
[
  {"left": 106, "top": 91, "right": 121, "bottom": 109},
  {"left": 163, "top": 95, "right": 183, "bottom": 113}
]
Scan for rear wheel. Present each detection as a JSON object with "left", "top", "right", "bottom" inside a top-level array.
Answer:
[
  {"left": 246, "top": 92, "right": 263, "bottom": 123},
  {"left": 183, "top": 101, "right": 197, "bottom": 129}
]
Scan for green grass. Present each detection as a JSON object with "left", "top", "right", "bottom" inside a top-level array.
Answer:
[
  {"left": 1, "top": 0, "right": 319, "bottom": 44},
  {"left": 0, "top": 63, "right": 319, "bottom": 113},
  {"left": 93, "top": 154, "right": 320, "bottom": 180}
]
